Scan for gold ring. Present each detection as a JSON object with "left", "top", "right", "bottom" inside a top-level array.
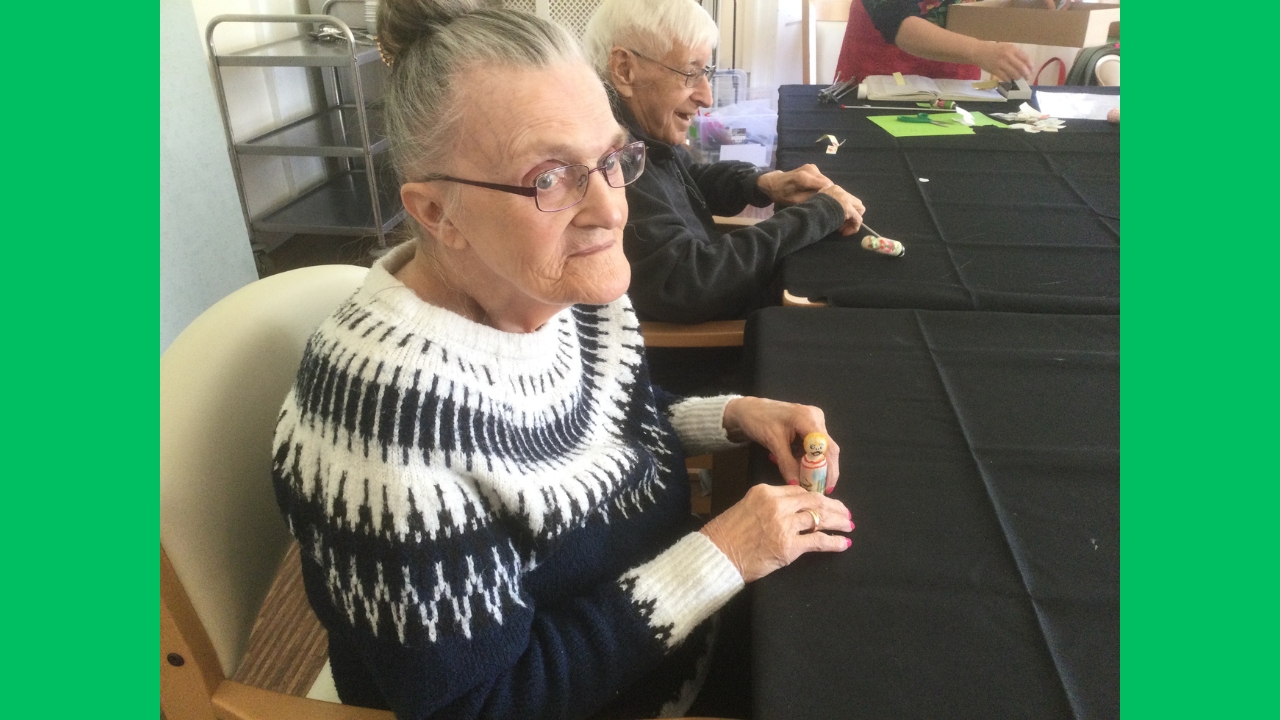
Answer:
[{"left": 807, "top": 509, "right": 821, "bottom": 532}]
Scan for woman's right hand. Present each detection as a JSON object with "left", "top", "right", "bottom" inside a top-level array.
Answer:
[
  {"left": 700, "top": 484, "right": 854, "bottom": 583},
  {"left": 974, "top": 41, "right": 1033, "bottom": 82},
  {"left": 817, "top": 185, "right": 865, "bottom": 236}
]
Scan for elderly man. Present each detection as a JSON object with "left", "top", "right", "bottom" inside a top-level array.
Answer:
[{"left": 583, "top": 0, "right": 867, "bottom": 325}]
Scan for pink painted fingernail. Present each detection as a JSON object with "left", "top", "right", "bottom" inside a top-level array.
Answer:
[
  {"left": 844, "top": 537, "right": 852, "bottom": 549},
  {"left": 825, "top": 486, "right": 833, "bottom": 495},
  {"left": 787, "top": 478, "right": 799, "bottom": 486}
]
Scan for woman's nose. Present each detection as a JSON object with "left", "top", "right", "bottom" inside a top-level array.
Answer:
[{"left": 572, "top": 171, "right": 627, "bottom": 229}]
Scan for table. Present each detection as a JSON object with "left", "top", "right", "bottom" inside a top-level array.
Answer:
[
  {"left": 744, "top": 306, "right": 1119, "bottom": 720},
  {"left": 775, "top": 85, "right": 1119, "bottom": 314}
]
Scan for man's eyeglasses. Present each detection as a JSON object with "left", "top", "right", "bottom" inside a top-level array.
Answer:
[
  {"left": 417, "top": 141, "right": 646, "bottom": 212},
  {"left": 629, "top": 49, "right": 715, "bottom": 88}
]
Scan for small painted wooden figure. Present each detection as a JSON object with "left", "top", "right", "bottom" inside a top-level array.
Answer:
[{"left": 798, "top": 432, "right": 829, "bottom": 494}]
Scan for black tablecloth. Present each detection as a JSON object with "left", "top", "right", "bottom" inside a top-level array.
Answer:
[
  {"left": 775, "top": 85, "right": 1119, "bottom": 314},
  {"left": 746, "top": 307, "right": 1119, "bottom": 720}
]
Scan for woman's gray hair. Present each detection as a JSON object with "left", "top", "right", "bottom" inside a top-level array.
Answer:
[
  {"left": 581, "top": 0, "right": 719, "bottom": 80},
  {"left": 378, "top": 0, "right": 586, "bottom": 186}
]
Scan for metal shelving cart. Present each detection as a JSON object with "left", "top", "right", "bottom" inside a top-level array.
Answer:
[{"left": 206, "top": 7, "right": 404, "bottom": 255}]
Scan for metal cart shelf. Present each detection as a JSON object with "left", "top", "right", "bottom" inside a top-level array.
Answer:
[
  {"left": 236, "top": 105, "right": 387, "bottom": 157},
  {"left": 256, "top": 167, "right": 402, "bottom": 236},
  {"left": 206, "top": 10, "right": 403, "bottom": 251}
]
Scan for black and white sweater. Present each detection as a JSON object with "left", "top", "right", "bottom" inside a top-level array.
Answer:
[{"left": 272, "top": 243, "right": 745, "bottom": 720}]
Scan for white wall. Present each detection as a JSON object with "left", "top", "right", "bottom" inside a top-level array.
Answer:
[
  {"left": 192, "top": 0, "right": 328, "bottom": 219},
  {"left": 160, "top": 0, "right": 260, "bottom": 351},
  {"left": 717, "top": 0, "right": 787, "bottom": 104}
]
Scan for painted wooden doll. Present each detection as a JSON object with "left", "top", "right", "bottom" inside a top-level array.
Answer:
[{"left": 799, "top": 432, "right": 829, "bottom": 494}]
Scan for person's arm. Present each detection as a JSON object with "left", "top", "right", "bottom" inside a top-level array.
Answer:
[
  {"left": 306, "top": 476, "right": 744, "bottom": 720},
  {"left": 684, "top": 157, "right": 772, "bottom": 215},
  {"left": 623, "top": 177, "right": 846, "bottom": 323},
  {"left": 894, "top": 16, "right": 1033, "bottom": 81}
]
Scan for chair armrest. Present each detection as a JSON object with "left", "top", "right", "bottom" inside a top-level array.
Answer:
[
  {"left": 781, "top": 289, "right": 829, "bottom": 308},
  {"left": 712, "top": 215, "right": 761, "bottom": 233},
  {"left": 639, "top": 320, "right": 746, "bottom": 348},
  {"left": 214, "top": 680, "right": 395, "bottom": 720},
  {"left": 214, "top": 679, "right": 725, "bottom": 720}
]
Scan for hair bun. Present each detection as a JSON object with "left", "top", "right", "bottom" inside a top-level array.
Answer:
[{"left": 376, "top": 0, "right": 484, "bottom": 66}]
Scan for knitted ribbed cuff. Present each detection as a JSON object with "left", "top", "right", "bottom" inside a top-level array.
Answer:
[
  {"left": 621, "top": 532, "right": 745, "bottom": 649},
  {"left": 747, "top": 169, "right": 773, "bottom": 207},
  {"left": 667, "top": 395, "right": 743, "bottom": 456}
]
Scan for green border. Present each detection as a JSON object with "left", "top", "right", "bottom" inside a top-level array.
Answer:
[
  {"left": 7, "top": 3, "right": 155, "bottom": 716},
  {"left": 1125, "top": 3, "right": 1277, "bottom": 719}
]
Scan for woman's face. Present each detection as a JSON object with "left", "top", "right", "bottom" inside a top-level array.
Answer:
[
  {"left": 625, "top": 41, "right": 714, "bottom": 146},
  {"left": 433, "top": 62, "right": 632, "bottom": 311}
]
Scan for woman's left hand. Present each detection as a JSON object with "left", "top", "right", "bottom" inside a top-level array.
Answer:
[
  {"left": 722, "top": 396, "right": 841, "bottom": 493},
  {"left": 756, "top": 165, "right": 833, "bottom": 206}
]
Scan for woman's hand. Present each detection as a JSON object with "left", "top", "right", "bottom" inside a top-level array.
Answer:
[
  {"left": 722, "top": 396, "right": 841, "bottom": 492},
  {"left": 701, "top": 484, "right": 854, "bottom": 583},
  {"left": 816, "top": 185, "right": 865, "bottom": 236},
  {"left": 973, "top": 41, "right": 1033, "bottom": 82},
  {"left": 756, "top": 165, "right": 832, "bottom": 205}
]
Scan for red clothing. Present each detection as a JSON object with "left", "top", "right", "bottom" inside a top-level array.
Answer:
[{"left": 834, "top": 0, "right": 980, "bottom": 83}]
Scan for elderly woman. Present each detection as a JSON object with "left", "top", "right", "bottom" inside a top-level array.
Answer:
[
  {"left": 582, "top": 0, "right": 867, "bottom": 325},
  {"left": 271, "top": 1, "right": 854, "bottom": 718}
]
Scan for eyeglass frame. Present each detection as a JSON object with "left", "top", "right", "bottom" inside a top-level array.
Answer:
[
  {"left": 628, "top": 49, "right": 716, "bottom": 88},
  {"left": 414, "top": 140, "right": 647, "bottom": 212}
]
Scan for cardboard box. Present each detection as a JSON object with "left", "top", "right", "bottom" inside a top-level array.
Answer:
[{"left": 947, "top": 1, "right": 1119, "bottom": 49}]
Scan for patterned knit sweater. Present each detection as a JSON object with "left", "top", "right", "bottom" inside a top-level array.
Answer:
[{"left": 272, "top": 243, "right": 746, "bottom": 720}]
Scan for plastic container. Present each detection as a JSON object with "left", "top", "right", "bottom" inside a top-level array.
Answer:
[
  {"left": 710, "top": 69, "right": 748, "bottom": 109},
  {"left": 689, "top": 99, "right": 778, "bottom": 168}
]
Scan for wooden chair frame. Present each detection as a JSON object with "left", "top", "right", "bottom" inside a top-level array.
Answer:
[{"left": 162, "top": 547, "right": 394, "bottom": 720}]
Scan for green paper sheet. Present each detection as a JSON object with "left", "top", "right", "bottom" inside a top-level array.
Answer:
[{"left": 867, "top": 112, "right": 1007, "bottom": 138}]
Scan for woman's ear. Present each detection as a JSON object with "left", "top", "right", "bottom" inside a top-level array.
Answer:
[
  {"left": 401, "top": 182, "right": 467, "bottom": 250},
  {"left": 608, "top": 47, "right": 636, "bottom": 99}
]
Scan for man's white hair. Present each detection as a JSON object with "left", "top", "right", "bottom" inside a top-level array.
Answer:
[{"left": 582, "top": 0, "right": 719, "bottom": 80}]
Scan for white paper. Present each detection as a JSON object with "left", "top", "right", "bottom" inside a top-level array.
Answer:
[
  {"left": 719, "top": 143, "right": 769, "bottom": 166},
  {"left": 1035, "top": 92, "right": 1120, "bottom": 121}
]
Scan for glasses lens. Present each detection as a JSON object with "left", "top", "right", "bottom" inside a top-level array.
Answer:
[
  {"left": 534, "top": 165, "right": 590, "bottom": 211},
  {"left": 603, "top": 143, "right": 646, "bottom": 188},
  {"left": 685, "top": 65, "right": 715, "bottom": 87}
]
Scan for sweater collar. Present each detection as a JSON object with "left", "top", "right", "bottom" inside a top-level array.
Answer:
[{"left": 355, "top": 241, "right": 575, "bottom": 363}]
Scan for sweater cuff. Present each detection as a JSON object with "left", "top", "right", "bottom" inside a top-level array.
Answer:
[
  {"left": 805, "top": 192, "right": 848, "bottom": 233},
  {"left": 667, "top": 394, "right": 743, "bottom": 456},
  {"left": 620, "top": 532, "right": 745, "bottom": 649},
  {"left": 746, "top": 169, "right": 772, "bottom": 207}
]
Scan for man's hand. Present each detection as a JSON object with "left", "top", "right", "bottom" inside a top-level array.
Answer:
[
  {"left": 817, "top": 185, "right": 865, "bottom": 236},
  {"left": 756, "top": 164, "right": 833, "bottom": 205}
]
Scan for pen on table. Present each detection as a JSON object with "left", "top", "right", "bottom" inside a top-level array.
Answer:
[{"left": 840, "top": 103, "right": 955, "bottom": 112}]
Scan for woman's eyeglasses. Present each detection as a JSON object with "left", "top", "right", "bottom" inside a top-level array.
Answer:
[
  {"left": 418, "top": 141, "right": 647, "bottom": 212},
  {"left": 629, "top": 49, "right": 716, "bottom": 88}
]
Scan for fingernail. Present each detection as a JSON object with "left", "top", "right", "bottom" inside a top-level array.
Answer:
[
  {"left": 847, "top": 521, "right": 855, "bottom": 531},
  {"left": 787, "top": 479, "right": 799, "bottom": 486},
  {"left": 825, "top": 486, "right": 833, "bottom": 495},
  {"left": 843, "top": 537, "right": 852, "bottom": 549}
]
